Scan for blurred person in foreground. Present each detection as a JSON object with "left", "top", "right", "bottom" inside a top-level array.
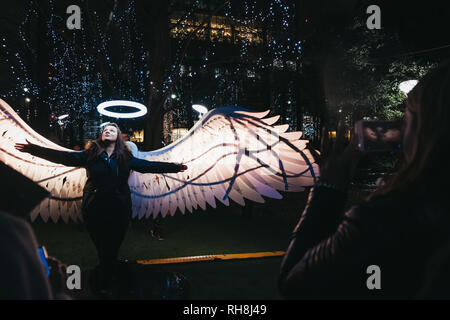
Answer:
[
  {"left": 279, "top": 61, "right": 450, "bottom": 299},
  {"left": 0, "top": 210, "right": 52, "bottom": 299},
  {"left": 0, "top": 162, "right": 70, "bottom": 299}
]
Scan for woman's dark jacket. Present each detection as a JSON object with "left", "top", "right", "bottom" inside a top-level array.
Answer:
[
  {"left": 279, "top": 186, "right": 450, "bottom": 299},
  {"left": 29, "top": 145, "right": 181, "bottom": 216}
]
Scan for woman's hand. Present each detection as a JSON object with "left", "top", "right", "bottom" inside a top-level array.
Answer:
[
  {"left": 14, "top": 139, "right": 38, "bottom": 154},
  {"left": 178, "top": 162, "right": 188, "bottom": 172},
  {"left": 318, "top": 121, "right": 362, "bottom": 191}
]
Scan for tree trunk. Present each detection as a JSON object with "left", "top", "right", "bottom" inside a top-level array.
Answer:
[
  {"left": 295, "top": 0, "right": 304, "bottom": 131},
  {"left": 34, "top": 2, "right": 50, "bottom": 137},
  {"left": 142, "top": 0, "right": 170, "bottom": 151}
]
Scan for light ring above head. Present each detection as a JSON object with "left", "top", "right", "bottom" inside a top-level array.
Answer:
[
  {"left": 97, "top": 100, "right": 148, "bottom": 119},
  {"left": 192, "top": 104, "right": 208, "bottom": 114}
]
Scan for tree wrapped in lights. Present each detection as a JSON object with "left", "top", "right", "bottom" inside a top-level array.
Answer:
[
  {"left": 161, "top": 0, "right": 303, "bottom": 146},
  {"left": 1, "top": 0, "right": 305, "bottom": 148},
  {"left": 0, "top": 0, "right": 148, "bottom": 144}
]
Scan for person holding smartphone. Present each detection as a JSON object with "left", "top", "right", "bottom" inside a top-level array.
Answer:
[
  {"left": 279, "top": 61, "right": 450, "bottom": 299},
  {"left": 15, "top": 123, "right": 187, "bottom": 297}
]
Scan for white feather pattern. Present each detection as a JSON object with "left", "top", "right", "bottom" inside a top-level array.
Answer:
[{"left": 0, "top": 99, "right": 85, "bottom": 222}]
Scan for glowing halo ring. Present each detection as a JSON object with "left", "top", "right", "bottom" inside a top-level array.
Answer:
[{"left": 97, "top": 100, "right": 148, "bottom": 119}]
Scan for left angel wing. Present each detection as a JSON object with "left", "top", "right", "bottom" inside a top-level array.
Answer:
[
  {"left": 127, "top": 105, "right": 319, "bottom": 219},
  {"left": 0, "top": 99, "right": 86, "bottom": 223}
]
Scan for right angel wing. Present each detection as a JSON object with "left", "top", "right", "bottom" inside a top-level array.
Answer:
[
  {"left": 126, "top": 105, "right": 319, "bottom": 219},
  {"left": 0, "top": 99, "right": 86, "bottom": 223}
]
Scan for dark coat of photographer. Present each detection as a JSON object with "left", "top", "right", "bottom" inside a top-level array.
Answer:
[
  {"left": 279, "top": 61, "right": 450, "bottom": 299},
  {"left": 0, "top": 211, "right": 70, "bottom": 299}
]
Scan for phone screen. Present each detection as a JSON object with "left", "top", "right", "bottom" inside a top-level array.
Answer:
[
  {"left": 357, "top": 120, "right": 403, "bottom": 152},
  {"left": 38, "top": 246, "right": 50, "bottom": 277}
]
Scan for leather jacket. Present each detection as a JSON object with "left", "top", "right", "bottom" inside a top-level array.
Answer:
[
  {"left": 29, "top": 145, "right": 181, "bottom": 215},
  {"left": 279, "top": 185, "right": 450, "bottom": 299}
]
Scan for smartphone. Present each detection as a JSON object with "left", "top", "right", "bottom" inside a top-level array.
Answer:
[
  {"left": 38, "top": 246, "right": 50, "bottom": 277},
  {"left": 356, "top": 120, "right": 403, "bottom": 152}
]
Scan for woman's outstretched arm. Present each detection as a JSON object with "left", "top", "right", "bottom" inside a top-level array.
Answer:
[
  {"left": 15, "top": 139, "right": 86, "bottom": 167},
  {"left": 128, "top": 156, "right": 187, "bottom": 174}
]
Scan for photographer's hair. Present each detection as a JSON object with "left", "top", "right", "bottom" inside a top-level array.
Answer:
[
  {"left": 370, "top": 60, "right": 450, "bottom": 200},
  {"left": 85, "top": 123, "right": 131, "bottom": 169}
]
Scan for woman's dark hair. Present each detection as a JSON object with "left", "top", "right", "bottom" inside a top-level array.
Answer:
[
  {"left": 85, "top": 123, "right": 131, "bottom": 169},
  {"left": 370, "top": 60, "right": 450, "bottom": 200}
]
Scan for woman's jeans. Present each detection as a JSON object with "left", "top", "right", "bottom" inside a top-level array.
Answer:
[{"left": 82, "top": 193, "right": 130, "bottom": 291}]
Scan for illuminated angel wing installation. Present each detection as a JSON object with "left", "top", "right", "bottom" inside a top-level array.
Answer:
[
  {"left": 0, "top": 99, "right": 86, "bottom": 223},
  {"left": 0, "top": 98, "right": 319, "bottom": 223},
  {"left": 127, "top": 105, "right": 319, "bottom": 219}
]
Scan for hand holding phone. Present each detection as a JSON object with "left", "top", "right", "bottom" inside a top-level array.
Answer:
[{"left": 318, "top": 121, "right": 362, "bottom": 191}]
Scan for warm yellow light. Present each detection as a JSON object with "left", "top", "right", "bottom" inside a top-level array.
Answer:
[
  {"left": 130, "top": 129, "right": 144, "bottom": 143},
  {"left": 170, "top": 128, "right": 189, "bottom": 142},
  {"left": 169, "top": 12, "right": 262, "bottom": 44},
  {"left": 328, "top": 130, "right": 351, "bottom": 139}
]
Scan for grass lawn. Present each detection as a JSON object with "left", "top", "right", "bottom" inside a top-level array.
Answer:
[{"left": 31, "top": 200, "right": 299, "bottom": 299}]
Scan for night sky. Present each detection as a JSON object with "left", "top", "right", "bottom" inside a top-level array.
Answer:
[
  {"left": 1, "top": 0, "right": 449, "bottom": 140},
  {"left": 1, "top": 1, "right": 448, "bottom": 77},
  {"left": 2, "top": 1, "right": 449, "bottom": 58}
]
